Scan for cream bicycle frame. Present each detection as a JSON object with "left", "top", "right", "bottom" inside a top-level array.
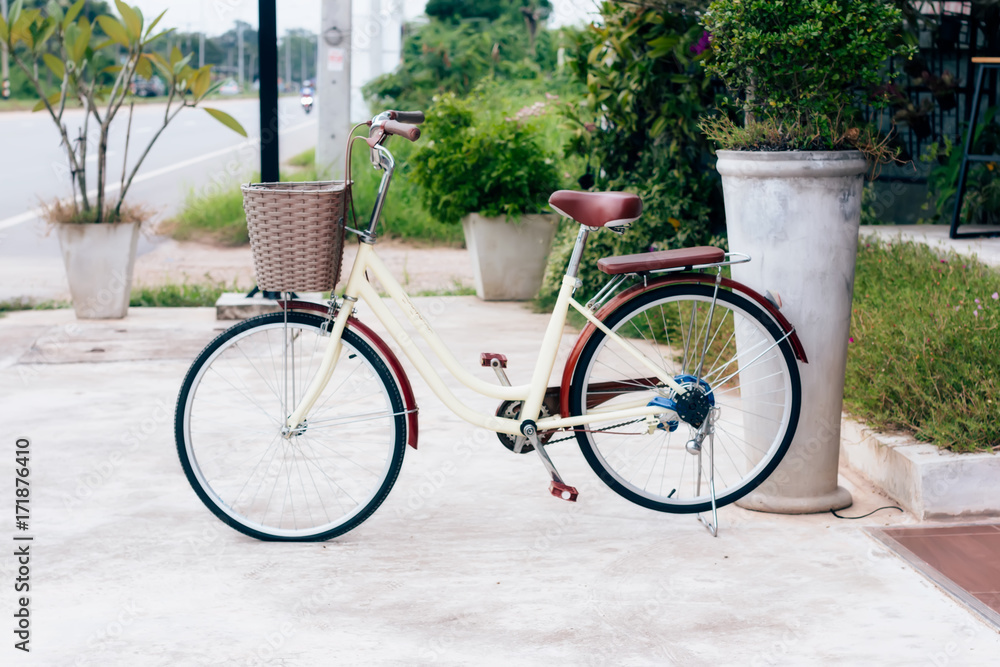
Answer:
[{"left": 284, "top": 241, "right": 688, "bottom": 438}]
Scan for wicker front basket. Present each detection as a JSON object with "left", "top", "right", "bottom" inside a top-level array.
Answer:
[{"left": 242, "top": 181, "right": 348, "bottom": 292}]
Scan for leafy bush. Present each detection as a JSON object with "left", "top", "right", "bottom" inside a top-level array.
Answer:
[
  {"left": 846, "top": 239, "right": 1000, "bottom": 452},
  {"left": 408, "top": 88, "right": 562, "bottom": 225},
  {"left": 919, "top": 109, "right": 1000, "bottom": 226},
  {"left": 363, "top": 13, "right": 558, "bottom": 112},
  {"left": 701, "top": 0, "right": 914, "bottom": 153},
  {"left": 538, "top": 2, "right": 724, "bottom": 308},
  {"left": 426, "top": 0, "right": 550, "bottom": 23}
]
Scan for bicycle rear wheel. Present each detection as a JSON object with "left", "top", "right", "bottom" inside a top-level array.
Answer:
[
  {"left": 569, "top": 284, "right": 800, "bottom": 514},
  {"left": 175, "top": 311, "right": 407, "bottom": 541}
]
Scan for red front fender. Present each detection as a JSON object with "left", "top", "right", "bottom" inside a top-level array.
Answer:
[
  {"left": 558, "top": 274, "right": 808, "bottom": 419},
  {"left": 279, "top": 300, "right": 419, "bottom": 449}
]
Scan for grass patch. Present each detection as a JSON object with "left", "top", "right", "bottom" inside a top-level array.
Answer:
[
  {"left": 350, "top": 167, "right": 464, "bottom": 245},
  {"left": 845, "top": 238, "right": 1000, "bottom": 452},
  {"left": 163, "top": 140, "right": 464, "bottom": 247},
  {"left": 0, "top": 298, "right": 70, "bottom": 315},
  {"left": 130, "top": 279, "right": 243, "bottom": 307},
  {"left": 287, "top": 147, "right": 315, "bottom": 168},
  {"left": 161, "top": 166, "right": 323, "bottom": 246},
  {"left": 411, "top": 283, "right": 476, "bottom": 297}
]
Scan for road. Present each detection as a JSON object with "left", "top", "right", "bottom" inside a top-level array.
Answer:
[{"left": 0, "top": 97, "right": 318, "bottom": 292}]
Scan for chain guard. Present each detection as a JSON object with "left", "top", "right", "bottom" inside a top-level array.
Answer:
[{"left": 495, "top": 400, "right": 553, "bottom": 453}]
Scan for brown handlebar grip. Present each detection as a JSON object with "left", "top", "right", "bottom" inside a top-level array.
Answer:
[
  {"left": 391, "top": 110, "right": 425, "bottom": 124},
  {"left": 382, "top": 120, "right": 421, "bottom": 141}
]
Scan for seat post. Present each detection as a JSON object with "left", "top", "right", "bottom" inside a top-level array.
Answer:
[{"left": 565, "top": 225, "right": 593, "bottom": 279}]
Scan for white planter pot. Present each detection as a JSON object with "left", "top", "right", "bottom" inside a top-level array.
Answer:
[
  {"left": 461, "top": 213, "right": 557, "bottom": 301},
  {"left": 56, "top": 221, "right": 141, "bottom": 319},
  {"left": 717, "top": 150, "right": 866, "bottom": 514}
]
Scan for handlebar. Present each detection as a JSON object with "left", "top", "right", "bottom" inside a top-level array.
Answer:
[
  {"left": 389, "top": 110, "right": 425, "bottom": 125},
  {"left": 382, "top": 120, "right": 421, "bottom": 142}
]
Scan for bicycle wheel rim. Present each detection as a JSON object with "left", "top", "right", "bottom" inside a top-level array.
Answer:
[
  {"left": 571, "top": 285, "right": 800, "bottom": 513},
  {"left": 178, "top": 313, "right": 404, "bottom": 540}
]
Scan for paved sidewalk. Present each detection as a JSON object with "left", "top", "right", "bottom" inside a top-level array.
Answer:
[
  {"left": 2, "top": 301, "right": 999, "bottom": 665},
  {"left": 860, "top": 224, "right": 1000, "bottom": 267}
]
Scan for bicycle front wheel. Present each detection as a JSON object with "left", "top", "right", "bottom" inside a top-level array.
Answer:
[
  {"left": 175, "top": 311, "right": 407, "bottom": 541},
  {"left": 569, "top": 284, "right": 800, "bottom": 514}
]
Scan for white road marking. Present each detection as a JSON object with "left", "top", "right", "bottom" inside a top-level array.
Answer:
[
  {"left": 86, "top": 150, "right": 117, "bottom": 163},
  {"left": 0, "top": 118, "right": 317, "bottom": 230}
]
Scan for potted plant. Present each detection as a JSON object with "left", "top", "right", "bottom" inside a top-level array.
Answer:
[
  {"left": 409, "top": 89, "right": 561, "bottom": 300},
  {"left": 1, "top": 0, "right": 246, "bottom": 319},
  {"left": 699, "top": 0, "right": 914, "bottom": 514}
]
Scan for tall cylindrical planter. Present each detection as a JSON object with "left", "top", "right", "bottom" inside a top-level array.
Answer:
[
  {"left": 462, "top": 213, "right": 557, "bottom": 301},
  {"left": 717, "top": 150, "right": 865, "bottom": 514},
  {"left": 56, "top": 221, "right": 141, "bottom": 319}
]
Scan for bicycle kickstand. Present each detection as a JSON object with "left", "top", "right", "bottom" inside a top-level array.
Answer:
[
  {"left": 695, "top": 407, "right": 720, "bottom": 537},
  {"left": 522, "top": 421, "right": 578, "bottom": 502}
]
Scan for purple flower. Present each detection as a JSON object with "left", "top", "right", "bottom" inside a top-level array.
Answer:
[
  {"left": 993, "top": 292, "right": 999, "bottom": 300},
  {"left": 691, "top": 31, "right": 711, "bottom": 55}
]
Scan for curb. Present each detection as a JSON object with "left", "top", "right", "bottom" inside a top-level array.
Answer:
[{"left": 840, "top": 415, "right": 1000, "bottom": 519}]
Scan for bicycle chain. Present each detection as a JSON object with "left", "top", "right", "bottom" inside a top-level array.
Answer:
[{"left": 544, "top": 418, "right": 646, "bottom": 444}]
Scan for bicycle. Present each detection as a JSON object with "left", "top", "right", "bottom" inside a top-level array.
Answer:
[{"left": 174, "top": 110, "right": 807, "bottom": 541}]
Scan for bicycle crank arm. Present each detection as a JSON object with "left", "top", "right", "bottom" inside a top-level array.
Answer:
[{"left": 523, "top": 421, "right": 578, "bottom": 502}]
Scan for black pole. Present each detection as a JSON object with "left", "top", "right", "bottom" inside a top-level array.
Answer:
[{"left": 258, "top": 0, "right": 280, "bottom": 183}]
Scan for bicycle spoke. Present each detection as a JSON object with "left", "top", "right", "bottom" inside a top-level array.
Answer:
[
  {"left": 571, "top": 285, "right": 799, "bottom": 512},
  {"left": 178, "top": 313, "right": 405, "bottom": 540}
]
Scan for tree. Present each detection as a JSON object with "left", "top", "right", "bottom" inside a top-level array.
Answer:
[
  {"left": 364, "top": 7, "right": 557, "bottom": 111},
  {"left": 0, "top": 0, "right": 246, "bottom": 222}
]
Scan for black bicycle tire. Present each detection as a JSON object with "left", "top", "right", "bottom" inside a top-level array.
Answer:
[
  {"left": 174, "top": 311, "right": 407, "bottom": 541},
  {"left": 568, "top": 284, "right": 801, "bottom": 514}
]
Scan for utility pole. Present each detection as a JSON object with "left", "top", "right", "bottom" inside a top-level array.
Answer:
[
  {"left": 258, "top": 1, "right": 279, "bottom": 182},
  {"left": 300, "top": 35, "right": 307, "bottom": 84},
  {"left": 317, "top": 0, "right": 351, "bottom": 176},
  {"left": 284, "top": 34, "right": 291, "bottom": 89},
  {"left": 198, "top": 4, "right": 205, "bottom": 68},
  {"left": 2, "top": 0, "right": 10, "bottom": 99},
  {"left": 237, "top": 21, "right": 244, "bottom": 89}
]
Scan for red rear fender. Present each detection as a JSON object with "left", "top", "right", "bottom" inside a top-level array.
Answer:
[{"left": 558, "top": 274, "right": 807, "bottom": 418}]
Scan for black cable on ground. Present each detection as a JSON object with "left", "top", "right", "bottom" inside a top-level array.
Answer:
[{"left": 830, "top": 506, "right": 904, "bottom": 520}]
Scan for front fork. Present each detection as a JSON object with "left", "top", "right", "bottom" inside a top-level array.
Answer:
[{"left": 282, "top": 297, "right": 354, "bottom": 435}]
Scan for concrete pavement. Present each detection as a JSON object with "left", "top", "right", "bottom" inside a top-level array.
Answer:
[{"left": 2, "top": 300, "right": 999, "bottom": 665}]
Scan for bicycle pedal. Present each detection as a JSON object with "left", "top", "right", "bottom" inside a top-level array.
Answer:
[
  {"left": 549, "top": 481, "right": 579, "bottom": 502},
  {"left": 481, "top": 353, "right": 511, "bottom": 386},
  {"left": 480, "top": 353, "right": 507, "bottom": 368}
]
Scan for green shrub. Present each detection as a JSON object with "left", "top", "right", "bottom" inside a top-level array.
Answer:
[
  {"left": 363, "top": 10, "right": 559, "bottom": 112},
  {"left": 408, "top": 88, "right": 562, "bottom": 225},
  {"left": 701, "top": 0, "right": 914, "bottom": 154},
  {"left": 846, "top": 239, "right": 1000, "bottom": 452},
  {"left": 919, "top": 110, "right": 1000, "bottom": 226},
  {"left": 538, "top": 3, "right": 724, "bottom": 309}
]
